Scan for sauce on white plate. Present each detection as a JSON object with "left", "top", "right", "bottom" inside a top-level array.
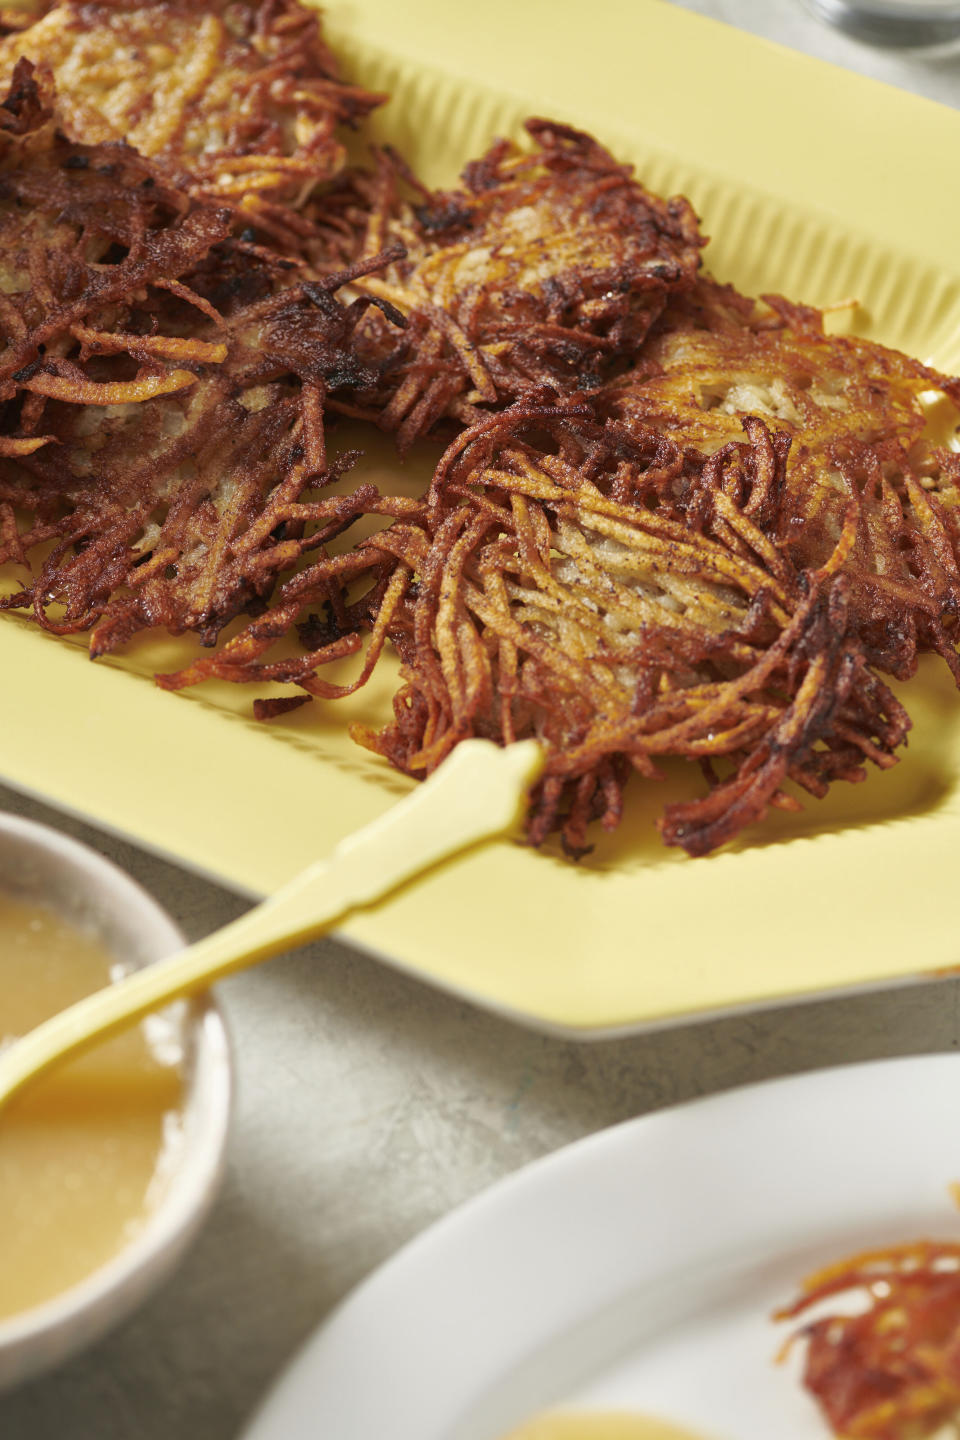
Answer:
[{"left": 501, "top": 1412, "right": 713, "bottom": 1440}]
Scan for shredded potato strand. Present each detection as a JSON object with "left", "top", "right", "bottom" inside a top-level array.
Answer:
[{"left": 777, "top": 1242, "right": 960, "bottom": 1439}]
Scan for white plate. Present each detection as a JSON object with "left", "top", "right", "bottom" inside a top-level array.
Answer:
[{"left": 241, "top": 1055, "right": 960, "bottom": 1439}]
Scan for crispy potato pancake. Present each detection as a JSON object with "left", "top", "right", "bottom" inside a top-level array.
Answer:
[
  {"left": 606, "top": 295, "right": 960, "bottom": 682},
  {"left": 0, "top": 0, "right": 384, "bottom": 243},
  {"left": 354, "top": 409, "right": 911, "bottom": 856},
  {"left": 329, "top": 119, "right": 704, "bottom": 451},
  {"left": 0, "top": 235, "right": 410, "bottom": 648},
  {"left": 616, "top": 284, "right": 960, "bottom": 467},
  {"left": 0, "top": 52, "right": 409, "bottom": 648},
  {"left": 0, "top": 60, "right": 236, "bottom": 435},
  {"left": 777, "top": 1242, "right": 960, "bottom": 1439},
  {"left": 0, "top": 39, "right": 953, "bottom": 859},
  {"left": 161, "top": 405, "right": 910, "bottom": 856}
]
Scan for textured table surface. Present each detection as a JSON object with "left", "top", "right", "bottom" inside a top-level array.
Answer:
[{"left": 5, "top": 4, "right": 960, "bottom": 1438}]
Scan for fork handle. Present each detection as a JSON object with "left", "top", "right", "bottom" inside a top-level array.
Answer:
[{"left": 0, "top": 739, "right": 543, "bottom": 1106}]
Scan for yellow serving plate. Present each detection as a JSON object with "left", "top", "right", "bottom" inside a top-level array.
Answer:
[{"left": 4, "top": 0, "right": 960, "bottom": 1034}]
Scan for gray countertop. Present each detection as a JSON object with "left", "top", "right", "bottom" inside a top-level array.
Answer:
[{"left": 5, "top": 4, "right": 960, "bottom": 1437}]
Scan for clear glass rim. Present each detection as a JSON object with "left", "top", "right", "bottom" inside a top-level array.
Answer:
[{"left": 805, "top": 0, "right": 960, "bottom": 47}]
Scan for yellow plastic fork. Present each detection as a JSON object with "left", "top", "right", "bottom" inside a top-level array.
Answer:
[{"left": 0, "top": 739, "right": 544, "bottom": 1110}]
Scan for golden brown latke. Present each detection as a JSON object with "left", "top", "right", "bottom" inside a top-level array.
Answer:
[
  {"left": 0, "top": 60, "right": 236, "bottom": 436},
  {"left": 159, "top": 404, "right": 910, "bottom": 857},
  {"left": 0, "top": 47, "right": 946, "bottom": 860},
  {"left": 0, "top": 244, "right": 409, "bottom": 648},
  {"left": 326, "top": 119, "right": 704, "bottom": 451},
  {"left": 616, "top": 283, "right": 960, "bottom": 462},
  {"left": 0, "top": 0, "right": 384, "bottom": 246},
  {"left": 357, "top": 408, "right": 912, "bottom": 856},
  {"left": 605, "top": 295, "right": 960, "bottom": 683},
  {"left": 776, "top": 1242, "right": 960, "bottom": 1440}
]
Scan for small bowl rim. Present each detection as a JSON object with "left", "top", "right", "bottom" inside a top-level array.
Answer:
[{"left": 0, "top": 812, "right": 233, "bottom": 1373}]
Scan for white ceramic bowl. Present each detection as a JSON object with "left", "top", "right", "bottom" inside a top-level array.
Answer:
[{"left": 0, "top": 813, "right": 232, "bottom": 1390}]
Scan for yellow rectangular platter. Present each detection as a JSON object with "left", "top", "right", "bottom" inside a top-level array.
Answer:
[{"left": 4, "top": 0, "right": 960, "bottom": 1033}]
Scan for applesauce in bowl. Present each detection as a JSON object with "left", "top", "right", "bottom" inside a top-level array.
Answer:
[
  {"left": 1, "top": 892, "right": 186, "bottom": 1319},
  {"left": 0, "top": 814, "right": 232, "bottom": 1389}
]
